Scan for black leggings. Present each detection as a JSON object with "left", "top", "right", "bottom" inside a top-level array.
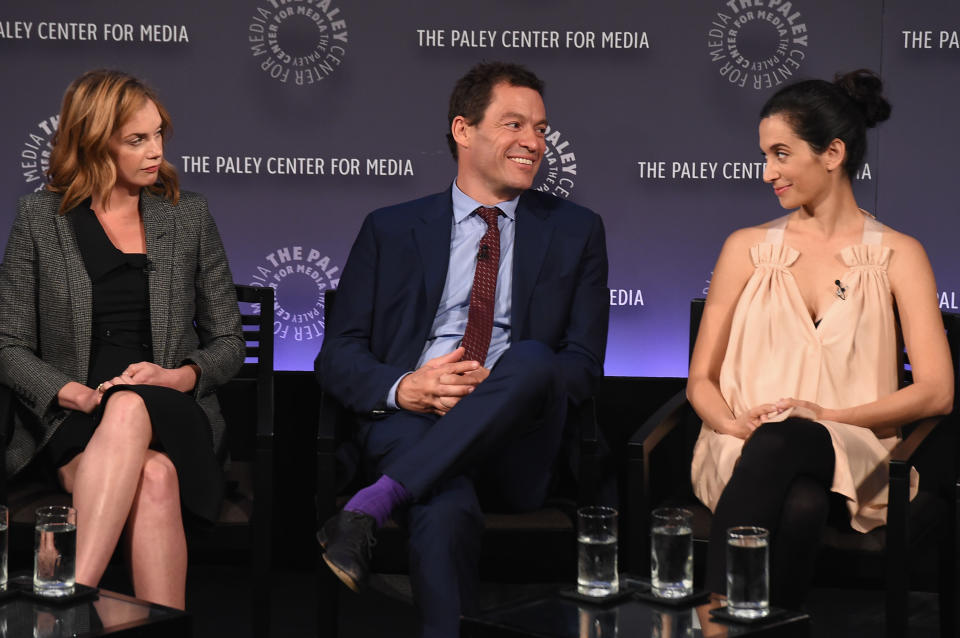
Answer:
[{"left": 706, "top": 418, "right": 836, "bottom": 606}]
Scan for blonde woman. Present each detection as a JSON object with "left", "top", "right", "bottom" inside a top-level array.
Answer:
[{"left": 0, "top": 70, "right": 244, "bottom": 608}]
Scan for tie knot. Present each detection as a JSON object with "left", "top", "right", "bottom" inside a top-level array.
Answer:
[{"left": 475, "top": 206, "right": 500, "bottom": 228}]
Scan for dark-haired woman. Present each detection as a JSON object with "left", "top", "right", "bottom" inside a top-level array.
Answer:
[
  {"left": 687, "top": 70, "right": 953, "bottom": 605},
  {"left": 0, "top": 70, "right": 244, "bottom": 608}
]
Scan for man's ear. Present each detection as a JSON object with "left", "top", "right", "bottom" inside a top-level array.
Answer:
[{"left": 451, "top": 115, "right": 471, "bottom": 152}]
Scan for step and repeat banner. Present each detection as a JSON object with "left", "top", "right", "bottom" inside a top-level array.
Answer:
[{"left": 1, "top": 0, "right": 957, "bottom": 374}]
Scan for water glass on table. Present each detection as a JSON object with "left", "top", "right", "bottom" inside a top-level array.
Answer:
[
  {"left": 34, "top": 505, "right": 77, "bottom": 597},
  {"left": 650, "top": 507, "right": 693, "bottom": 598},
  {"left": 576, "top": 506, "right": 619, "bottom": 596},
  {"left": 726, "top": 526, "right": 769, "bottom": 618}
]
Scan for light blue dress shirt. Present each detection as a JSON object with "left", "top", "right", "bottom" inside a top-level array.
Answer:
[{"left": 385, "top": 181, "right": 518, "bottom": 409}]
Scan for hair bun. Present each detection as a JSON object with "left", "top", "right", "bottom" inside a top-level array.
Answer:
[{"left": 834, "top": 69, "right": 891, "bottom": 128}]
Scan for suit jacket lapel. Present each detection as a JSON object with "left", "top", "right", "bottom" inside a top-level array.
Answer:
[
  {"left": 512, "top": 192, "right": 553, "bottom": 339},
  {"left": 141, "top": 192, "right": 174, "bottom": 363},
  {"left": 54, "top": 213, "right": 92, "bottom": 379},
  {"left": 413, "top": 191, "right": 453, "bottom": 321}
]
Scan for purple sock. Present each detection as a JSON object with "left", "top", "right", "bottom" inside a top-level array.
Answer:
[{"left": 343, "top": 474, "right": 411, "bottom": 527}]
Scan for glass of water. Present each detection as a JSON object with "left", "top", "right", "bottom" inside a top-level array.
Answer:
[
  {"left": 650, "top": 507, "right": 693, "bottom": 598},
  {"left": 576, "top": 506, "right": 619, "bottom": 596},
  {"left": 34, "top": 505, "right": 77, "bottom": 597},
  {"left": 726, "top": 526, "right": 769, "bottom": 618}
]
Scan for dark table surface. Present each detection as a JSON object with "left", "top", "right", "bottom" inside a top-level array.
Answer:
[
  {"left": 462, "top": 588, "right": 810, "bottom": 638},
  {"left": 0, "top": 575, "right": 191, "bottom": 637}
]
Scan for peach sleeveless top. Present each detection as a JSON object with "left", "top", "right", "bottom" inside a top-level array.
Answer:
[{"left": 691, "top": 213, "right": 917, "bottom": 533}]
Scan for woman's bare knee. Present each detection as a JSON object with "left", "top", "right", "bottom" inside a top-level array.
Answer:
[
  {"left": 138, "top": 453, "right": 180, "bottom": 508},
  {"left": 97, "top": 391, "right": 152, "bottom": 443},
  {"left": 101, "top": 390, "right": 147, "bottom": 420}
]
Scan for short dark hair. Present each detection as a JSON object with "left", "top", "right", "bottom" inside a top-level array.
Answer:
[
  {"left": 446, "top": 62, "right": 545, "bottom": 159},
  {"left": 759, "top": 69, "right": 891, "bottom": 177}
]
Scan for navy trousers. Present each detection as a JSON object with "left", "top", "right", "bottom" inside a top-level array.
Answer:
[{"left": 358, "top": 341, "right": 567, "bottom": 638}]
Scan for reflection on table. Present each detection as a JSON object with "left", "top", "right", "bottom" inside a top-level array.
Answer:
[
  {"left": 463, "top": 591, "right": 807, "bottom": 638},
  {"left": 0, "top": 576, "right": 188, "bottom": 638}
]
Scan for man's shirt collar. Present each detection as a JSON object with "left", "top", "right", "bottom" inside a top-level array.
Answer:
[{"left": 451, "top": 180, "right": 519, "bottom": 224}]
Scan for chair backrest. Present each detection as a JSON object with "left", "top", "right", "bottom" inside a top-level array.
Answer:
[
  {"left": 324, "top": 287, "right": 336, "bottom": 321},
  {"left": 942, "top": 312, "right": 960, "bottom": 414},
  {"left": 219, "top": 284, "right": 275, "bottom": 461},
  {"left": 672, "top": 300, "right": 705, "bottom": 493},
  {"left": 688, "top": 299, "right": 705, "bottom": 365},
  {"left": 219, "top": 284, "right": 276, "bottom": 638}
]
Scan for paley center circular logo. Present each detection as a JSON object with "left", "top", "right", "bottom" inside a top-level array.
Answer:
[
  {"left": 249, "top": 245, "right": 341, "bottom": 342},
  {"left": 248, "top": 0, "right": 349, "bottom": 86},
  {"left": 706, "top": 0, "right": 810, "bottom": 90},
  {"left": 20, "top": 114, "right": 59, "bottom": 192},
  {"left": 534, "top": 125, "right": 577, "bottom": 199}
]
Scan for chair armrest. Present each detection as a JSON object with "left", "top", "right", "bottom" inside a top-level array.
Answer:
[
  {"left": 628, "top": 389, "right": 691, "bottom": 456},
  {"left": 625, "top": 388, "right": 693, "bottom": 573},
  {"left": 890, "top": 416, "right": 942, "bottom": 464},
  {"left": 851, "top": 415, "right": 951, "bottom": 508},
  {"left": 866, "top": 413, "right": 955, "bottom": 610}
]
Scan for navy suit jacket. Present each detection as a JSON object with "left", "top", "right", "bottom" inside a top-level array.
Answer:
[{"left": 316, "top": 188, "right": 609, "bottom": 415}]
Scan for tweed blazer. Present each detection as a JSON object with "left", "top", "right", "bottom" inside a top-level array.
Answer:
[{"left": 0, "top": 189, "right": 245, "bottom": 477}]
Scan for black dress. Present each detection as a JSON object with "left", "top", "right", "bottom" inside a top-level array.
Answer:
[{"left": 44, "top": 202, "right": 224, "bottom": 523}]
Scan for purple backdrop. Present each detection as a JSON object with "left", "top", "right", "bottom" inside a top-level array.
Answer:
[{"left": 1, "top": 0, "right": 957, "bottom": 374}]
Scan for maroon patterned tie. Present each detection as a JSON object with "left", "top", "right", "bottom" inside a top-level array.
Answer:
[{"left": 460, "top": 206, "right": 501, "bottom": 364}]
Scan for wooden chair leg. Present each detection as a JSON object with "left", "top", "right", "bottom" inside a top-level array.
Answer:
[
  {"left": 942, "top": 481, "right": 960, "bottom": 638},
  {"left": 885, "top": 461, "right": 909, "bottom": 638},
  {"left": 626, "top": 449, "right": 648, "bottom": 575},
  {"left": 253, "top": 444, "right": 274, "bottom": 638}
]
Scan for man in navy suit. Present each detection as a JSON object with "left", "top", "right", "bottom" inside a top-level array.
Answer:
[{"left": 316, "top": 62, "right": 608, "bottom": 638}]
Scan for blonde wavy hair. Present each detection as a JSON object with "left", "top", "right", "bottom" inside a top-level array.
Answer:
[{"left": 47, "top": 69, "right": 180, "bottom": 213}]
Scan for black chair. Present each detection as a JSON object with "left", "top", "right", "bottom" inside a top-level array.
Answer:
[
  {"left": 626, "top": 299, "right": 960, "bottom": 638},
  {"left": 0, "top": 284, "right": 276, "bottom": 637},
  {"left": 315, "top": 288, "right": 607, "bottom": 638},
  {"left": 205, "top": 283, "right": 276, "bottom": 638}
]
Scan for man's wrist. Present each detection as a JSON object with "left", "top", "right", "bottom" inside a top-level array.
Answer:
[{"left": 387, "top": 372, "right": 412, "bottom": 411}]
